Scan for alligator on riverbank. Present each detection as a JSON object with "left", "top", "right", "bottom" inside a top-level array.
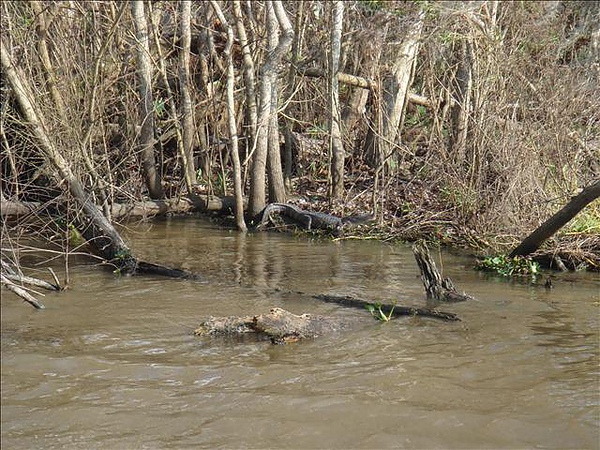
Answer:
[{"left": 256, "top": 203, "right": 374, "bottom": 234}]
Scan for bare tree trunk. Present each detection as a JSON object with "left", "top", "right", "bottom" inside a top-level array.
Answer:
[
  {"left": 131, "top": 0, "right": 164, "bottom": 199},
  {"left": 282, "top": 0, "right": 305, "bottom": 189},
  {"left": 379, "top": 10, "right": 424, "bottom": 172},
  {"left": 267, "top": 7, "right": 286, "bottom": 204},
  {"left": 449, "top": 37, "right": 474, "bottom": 166},
  {"left": 509, "top": 181, "right": 600, "bottom": 258},
  {"left": 247, "top": 0, "right": 293, "bottom": 218},
  {"left": 210, "top": 1, "right": 247, "bottom": 232},
  {"left": 267, "top": 89, "right": 286, "bottom": 203},
  {"left": 329, "top": 1, "right": 345, "bottom": 199},
  {"left": 30, "top": 0, "right": 66, "bottom": 122},
  {"left": 247, "top": 61, "right": 272, "bottom": 218},
  {"left": 179, "top": 0, "right": 196, "bottom": 191},
  {"left": 233, "top": 0, "right": 258, "bottom": 155}
]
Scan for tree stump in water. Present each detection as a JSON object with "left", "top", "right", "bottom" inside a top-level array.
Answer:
[{"left": 412, "top": 241, "right": 474, "bottom": 303}]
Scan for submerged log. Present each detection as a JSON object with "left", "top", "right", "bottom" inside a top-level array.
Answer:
[
  {"left": 195, "top": 244, "right": 465, "bottom": 344},
  {"left": 412, "top": 241, "right": 474, "bottom": 303},
  {"left": 311, "top": 294, "right": 460, "bottom": 321}
]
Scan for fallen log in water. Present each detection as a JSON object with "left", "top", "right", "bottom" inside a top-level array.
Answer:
[{"left": 311, "top": 293, "right": 461, "bottom": 321}]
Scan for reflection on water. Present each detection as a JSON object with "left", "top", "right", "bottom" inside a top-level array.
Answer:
[{"left": 2, "top": 216, "right": 599, "bottom": 449}]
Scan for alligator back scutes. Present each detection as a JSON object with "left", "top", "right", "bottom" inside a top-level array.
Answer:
[{"left": 258, "top": 203, "right": 342, "bottom": 231}]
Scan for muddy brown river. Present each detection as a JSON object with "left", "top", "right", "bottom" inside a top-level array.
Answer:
[{"left": 2, "top": 217, "right": 599, "bottom": 449}]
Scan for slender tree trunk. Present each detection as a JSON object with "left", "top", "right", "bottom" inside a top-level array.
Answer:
[
  {"left": 247, "top": 61, "right": 272, "bottom": 218},
  {"left": 329, "top": 1, "right": 345, "bottom": 199},
  {"left": 179, "top": 0, "right": 196, "bottom": 191},
  {"left": 30, "top": 1, "right": 67, "bottom": 122},
  {"left": 131, "top": 0, "right": 164, "bottom": 199},
  {"left": 509, "top": 181, "right": 600, "bottom": 258},
  {"left": 268, "top": 78, "right": 286, "bottom": 203},
  {"left": 233, "top": 0, "right": 258, "bottom": 158},
  {"left": 282, "top": 0, "right": 305, "bottom": 189},
  {"left": 450, "top": 37, "right": 474, "bottom": 167},
  {"left": 266, "top": 6, "right": 286, "bottom": 204},
  {"left": 210, "top": 1, "right": 247, "bottom": 232}
]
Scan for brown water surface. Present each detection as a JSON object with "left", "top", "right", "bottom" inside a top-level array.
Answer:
[{"left": 2, "top": 217, "right": 599, "bottom": 449}]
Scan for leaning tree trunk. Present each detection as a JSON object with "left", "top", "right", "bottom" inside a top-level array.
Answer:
[
  {"left": 0, "top": 37, "right": 130, "bottom": 264},
  {"left": 131, "top": 0, "right": 164, "bottom": 200},
  {"left": 2, "top": 37, "right": 197, "bottom": 280},
  {"left": 509, "top": 181, "right": 600, "bottom": 258},
  {"left": 329, "top": 1, "right": 345, "bottom": 199}
]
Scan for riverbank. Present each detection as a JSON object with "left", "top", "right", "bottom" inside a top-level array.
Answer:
[{"left": 235, "top": 172, "right": 600, "bottom": 273}]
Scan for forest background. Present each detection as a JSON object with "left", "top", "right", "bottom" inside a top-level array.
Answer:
[{"left": 1, "top": 0, "right": 598, "bottom": 281}]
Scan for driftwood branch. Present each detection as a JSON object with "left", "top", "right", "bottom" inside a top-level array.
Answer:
[
  {"left": 195, "top": 289, "right": 460, "bottom": 344},
  {"left": 297, "top": 67, "right": 432, "bottom": 108},
  {"left": 2, "top": 273, "right": 59, "bottom": 291},
  {"left": 1, "top": 274, "right": 45, "bottom": 309}
]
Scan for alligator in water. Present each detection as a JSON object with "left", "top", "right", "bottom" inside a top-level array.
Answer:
[{"left": 256, "top": 203, "right": 374, "bottom": 233}]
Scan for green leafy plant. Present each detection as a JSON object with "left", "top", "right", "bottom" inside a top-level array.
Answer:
[
  {"left": 67, "top": 223, "right": 85, "bottom": 247},
  {"left": 112, "top": 249, "right": 132, "bottom": 275},
  {"left": 365, "top": 302, "right": 395, "bottom": 322},
  {"left": 476, "top": 254, "right": 540, "bottom": 278},
  {"left": 153, "top": 97, "right": 166, "bottom": 117}
]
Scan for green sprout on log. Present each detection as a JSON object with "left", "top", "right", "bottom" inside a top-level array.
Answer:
[{"left": 365, "top": 302, "right": 396, "bottom": 322}]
